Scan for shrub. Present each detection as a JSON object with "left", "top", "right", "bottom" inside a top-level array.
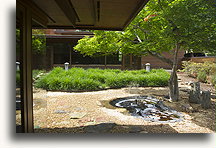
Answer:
[
  {"left": 32, "top": 69, "right": 46, "bottom": 81},
  {"left": 105, "top": 73, "right": 135, "bottom": 88},
  {"left": 181, "top": 61, "right": 215, "bottom": 76},
  {"left": 34, "top": 67, "right": 170, "bottom": 91},
  {"left": 180, "top": 61, "right": 215, "bottom": 84},
  {"left": 197, "top": 71, "right": 207, "bottom": 83},
  {"left": 210, "top": 74, "right": 216, "bottom": 88}
]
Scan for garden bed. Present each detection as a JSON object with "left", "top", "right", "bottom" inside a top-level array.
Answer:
[
  {"left": 32, "top": 72, "right": 215, "bottom": 133},
  {"left": 34, "top": 67, "right": 170, "bottom": 91}
]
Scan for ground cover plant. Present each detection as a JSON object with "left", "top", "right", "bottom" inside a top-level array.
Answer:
[{"left": 34, "top": 67, "right": 170, "bottom": 91}]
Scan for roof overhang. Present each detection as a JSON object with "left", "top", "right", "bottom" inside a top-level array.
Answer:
[{"left": 30, "top": 0, "right": 149, "bottom": 31}]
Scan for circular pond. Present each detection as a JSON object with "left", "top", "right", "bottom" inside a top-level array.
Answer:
[{"left": 109, "top": 95, "right": 183, "bottom": 123}]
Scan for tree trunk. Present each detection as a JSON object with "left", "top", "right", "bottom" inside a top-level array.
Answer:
[
  {"left": 168, "top": 43, "right": 180, "bottom": 102},
  {"left": 135, "top": 34, "right": 180, "bottom": 102}
]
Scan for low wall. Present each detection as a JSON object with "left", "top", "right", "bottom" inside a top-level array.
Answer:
[{"left": 189, "top": 57, "right": 215, "bottom": 63}]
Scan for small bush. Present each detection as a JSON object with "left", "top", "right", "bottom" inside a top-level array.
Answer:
[{"left": 197, "top": 71, "right": 207, "bottom": 83}]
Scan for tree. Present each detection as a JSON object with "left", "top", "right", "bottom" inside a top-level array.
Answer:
[
  {"left": 74, "top": 30, "right": 122, "bottom": 56},
  {"left": 32, "top": 29, "right": 46, "bottom": 54},
  {"left": 74, "top": 0, "right": 216, "bottom": 102}
]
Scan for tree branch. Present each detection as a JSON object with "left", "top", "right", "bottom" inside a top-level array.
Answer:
[
  {"left": 147, "top": 50, "right": 173, "bottom": 66},
  {"left": 134, "top": 33, "right": 173, "bottom": 66}
]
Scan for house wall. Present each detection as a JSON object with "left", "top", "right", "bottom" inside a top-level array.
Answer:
[
  {"left": 141, "top": 50, "right": 185, "bottom": 69},
  {"left": 32, "top": 29, "right": 187, "bottom": 70}
]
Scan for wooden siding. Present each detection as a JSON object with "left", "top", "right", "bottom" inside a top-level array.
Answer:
[{"left": 141, "top": 50, "right": 185, "bottom": 69}]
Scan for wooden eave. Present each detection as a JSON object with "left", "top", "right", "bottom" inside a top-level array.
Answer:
[{"left": 31, "top": 0, "right": 149, "bottom": 31}]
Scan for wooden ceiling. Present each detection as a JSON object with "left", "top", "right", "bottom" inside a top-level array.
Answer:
[{"left": 32, "top": 0, "right": 149, "bottom": 30}]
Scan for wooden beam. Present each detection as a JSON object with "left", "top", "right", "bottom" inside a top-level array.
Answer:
[
  {"left": 55, "top": 0, "right": 79, "bottom": 27},
  {"left": 123, "top": 0, "right": 150, "bottom": 30},
  {"left": 17, "top": 0, "right": 49, "bottom": 28}
]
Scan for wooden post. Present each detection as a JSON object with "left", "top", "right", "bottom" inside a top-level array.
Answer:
[
  {"left": 20, "top": 6, "right": 34, "bottom": 133},
  {"left": 69, "top": 43, "right": 72, "bottom": 67}
]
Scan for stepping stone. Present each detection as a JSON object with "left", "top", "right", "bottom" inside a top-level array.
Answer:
[
  {"left": 54, "top": 110, "right": 68, "bottom": 114},
  {"left": 139, "top": 131, "right": 148, "bottom": 133},
  {"left": 74, "top": 107, "right": 82, "bottom": 111},
  {"left": 70, "top": 112, "right": 87, "bottom": 119}
]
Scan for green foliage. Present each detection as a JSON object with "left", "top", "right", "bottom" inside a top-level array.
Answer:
[
  {"left": 197, "top": 71, "right": 207, "bottom": 83},
  {"left": 34, "top": 67, "right": 170, "bottom": 91},
  {"left": 74, "top": 0, "right": 215, "bottom": 57},
  {"left": 16, "top": 29, "right": 46, "bottom": 54},
  {"left": 180, "top": 61, "right": 216, "bottom": 84},
  {"left": 32, "top": 30, "right": 46, "bottom": 54},
  {"left": 32, "top": 69, "right": 46, "bottom": 82},
  {"left": 210, "top": 74, "right": 216, "bottom": 88},
  {"left": 180, "top": 61, "right": 215, "bottom": 76},
  {"left": 74, "top": 31, "right": 122, "bottom": 56}
]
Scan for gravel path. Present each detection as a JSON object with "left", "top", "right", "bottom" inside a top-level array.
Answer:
[{"left": 33, "top": 73, "right": 215, "bottom": 133}]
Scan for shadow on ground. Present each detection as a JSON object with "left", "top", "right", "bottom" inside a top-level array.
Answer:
[
  {"left": 34, "top": 123, "right": 178, "bottom": 133},
  {"left": 189, "top": 102, "right": 216, "bottom": 132}
]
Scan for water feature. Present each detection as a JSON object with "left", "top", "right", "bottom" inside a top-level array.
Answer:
[{"left": 109, "top": 95, "right": 183, "bottom": 123}]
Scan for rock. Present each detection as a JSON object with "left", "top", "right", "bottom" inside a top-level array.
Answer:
[
  {"left": 73, "top": 107, "right": 82, "bottom": 111},
  {"left": 164, "top": 95, "right": 170, "bottom": 99},
  {"left": 155, "top": 101, "right": 170, "bottom": 111},
  {"left": 96, "top": 101, "right": 102, "bottom": 106},
  {"left": 185, "top": 81, "right": 193, "bottom": 85},
  {"left": 54, "top": 110, "right": 67, "bottom": 114},
  {"left": 139, "top": 131, "right": 148, "bottom": 133},
  {"left": 70, "top": 112, "right": 87, "bottom": 119},
  {"left": 181, "top": 104, "right": 194, "bottom": 113},
  {"left": 189, "top": 82, "right": 201, "bottom": 104},
  {"left": 200, "top": 91, "right": 211, "bottom": 109}
]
